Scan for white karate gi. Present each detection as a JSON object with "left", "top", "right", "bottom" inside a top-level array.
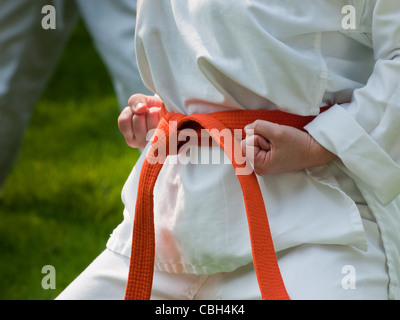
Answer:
[
  {"left": 59, "top": 0, "right": 400, "bottom": 300},
  {"left": 0, "top": 0, "right": 149, "bottom": 188}
]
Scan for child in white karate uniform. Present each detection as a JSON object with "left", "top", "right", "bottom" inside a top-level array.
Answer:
[{"left": 58, "top": 0, "right": 400, "bottom": 300}]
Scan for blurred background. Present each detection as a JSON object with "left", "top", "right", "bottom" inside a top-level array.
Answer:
[{"left": 0, "top": 20, "right": 140, "bottom": 299}]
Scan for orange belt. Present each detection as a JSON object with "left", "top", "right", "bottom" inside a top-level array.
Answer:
[{"left": 125, "top": 106, "right": 327, "bottom": 300}]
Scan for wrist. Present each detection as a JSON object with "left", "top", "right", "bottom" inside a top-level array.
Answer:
[{"left": 308, "top": 137, "right": 338, "bottom": 168}]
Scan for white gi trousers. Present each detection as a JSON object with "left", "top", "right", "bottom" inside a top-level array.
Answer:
[{"left": 57, "top": 204, "right": 388, "bottom": 300}]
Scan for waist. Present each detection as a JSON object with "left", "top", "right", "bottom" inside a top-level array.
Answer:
[
  {"left": 156, "top": 105, "right": 330, "bottom": 152},
  {"left": 160, "top": 105, "right": 328, "bottom": 133},
  {"left": 153, "top": 106, "right": 331, "bottom": 166}
]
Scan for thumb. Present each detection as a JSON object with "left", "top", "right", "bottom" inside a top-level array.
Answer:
[
  {"left": 245, "top": 120, "right": 279, "bottom": 140},
  {"left": 128, "top": 94, "right": 148, "bottom": 115}
]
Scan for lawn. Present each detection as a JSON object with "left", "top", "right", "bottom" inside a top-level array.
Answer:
[{"left": 0, "top": 20, "right": 140, "bottom": 300}]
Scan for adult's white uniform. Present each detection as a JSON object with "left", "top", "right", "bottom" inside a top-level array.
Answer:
[{"left": 0, "top": 0, "right": 149, "bottom": 188}]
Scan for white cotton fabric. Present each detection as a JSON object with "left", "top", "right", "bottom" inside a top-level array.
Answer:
[
  {"left": 58, "top": 229, "right": 389, "bottom": 300},
  {"left": 107, "top": 0, "right": 400, "bottom": 299}
]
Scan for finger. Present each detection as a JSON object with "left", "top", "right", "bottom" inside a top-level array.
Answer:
[
  {"left": 242, "top": 134, "right": 270, "bottom": 153},
  {"left": 118, "top": 107, "right": 135, "bottom": 147},
  {"left": 245, "top": 120, "right": 279, "bottom": 140},
  {"left": 242, "top": 135, "right": 272, "bottom": 176},
  {"left": 128, "top": 94, "right": 148, "bottom": 114},
  {"left": 241, "top": 135, "right": 260, "bottom": 162},
  {"left": 146, "top": 107, "right": 161, "bottom": 131},
  {"left": 128, "top": 94, "right": 164, "bottom": 114},
  {"left": 254, "top": 134, "right": 271, "bottom": 151},
  {"left": 132, "top": 113, "right": 148, "bottom": 149},
  {"left": 146, "top": 95, "right": 164, "bottom": 109}
]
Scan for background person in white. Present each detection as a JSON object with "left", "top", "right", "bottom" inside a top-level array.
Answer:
[
  {"left": 58, "top": 0, "right": 400, "bottom": 299},
  {"left": 0, "top": 0, "right": 149, "bottom": 191}
]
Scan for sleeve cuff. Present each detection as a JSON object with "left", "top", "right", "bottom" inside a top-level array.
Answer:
[{"left": 305, "top": 104, "right": 400, "bottom": 205}]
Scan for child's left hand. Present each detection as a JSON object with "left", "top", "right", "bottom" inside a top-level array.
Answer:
[
  {"left": 118, "top": 94, "right": 163, "bottom": 149},
  {"left": 241, "top": 120, "right": 338, "bottom": 176}
]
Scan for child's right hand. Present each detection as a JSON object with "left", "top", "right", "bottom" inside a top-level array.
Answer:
[
  {"left": 241, "top": 120, "right": 337, "bottom": 176},
  {"left": 118, "top": 94, "right": 163, "bottom": 149}
]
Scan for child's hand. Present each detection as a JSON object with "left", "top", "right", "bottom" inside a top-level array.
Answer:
[
  {"left": 118, "top": 94, "right": 163, "bottom": 149},
  {"left": 241, "top": 120, "right": 337, "bottom": 176}
]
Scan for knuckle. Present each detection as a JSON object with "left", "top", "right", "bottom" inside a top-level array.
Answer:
[
  {"left": 118, "top": 107, "right": 132, "bottom": 123},
  {"left": 272, "top": 125, "right": 285, "bottom": 140},
  {"left": 128, "top": 95, "right": 136, "bottom": 106}
]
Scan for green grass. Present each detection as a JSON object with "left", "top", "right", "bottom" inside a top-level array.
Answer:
[{"left": 0, "top": 20, "right": 140, "bottom": 300}]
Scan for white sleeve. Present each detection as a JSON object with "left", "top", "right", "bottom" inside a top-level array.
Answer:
[{"left": 305, "top": 1, "right": 400, "bottom": 205}]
